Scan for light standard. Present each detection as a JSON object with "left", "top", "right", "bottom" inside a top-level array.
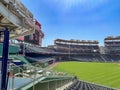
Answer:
[{"left": 69, "top": 43, "right": 71, "bottom": 60}]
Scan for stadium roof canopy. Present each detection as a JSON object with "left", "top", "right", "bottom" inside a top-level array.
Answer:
[
  {"left": 55, "top": 39, "right": 99, "bottom": 44},
  {"left": 0, "top": 0, "right": 34, "bottom": 40},
  {"left": 104, "top": 36, "right": 120, "bottom": 40}
]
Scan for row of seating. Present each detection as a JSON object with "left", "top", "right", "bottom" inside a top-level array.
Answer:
[
  {"left": 101, "top": 55, "right": 120, "bottom": 62},
  {"left": 65, "top": 80, "right": 115, "bottom": 90},
  {"left": 56, "top": 43, "right": 99, "bottom": 49},
  {"left": 21, "top": 43, "right": 120, "bottom": 62},
  {"left": 55, "top": 44, "right": 99, "bottom": 52},
  {"left": 71, "top": 55, "right": 104, "bottom": 62},
  {"left": 105, "top": 42, "right": 120, "bottom": 45},
  {"left": 26, "top": 46, "right": 55, "bottom": 53},
  {"left": 25, "top": 56, "right": 54, "bottom": 63},
  {"left": 70, "top": 55, "right": 120, "bottom": 62}
]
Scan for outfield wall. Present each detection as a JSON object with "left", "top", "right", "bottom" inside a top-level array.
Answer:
[{"left": 0, "top": 43, "right": 19, "bottom": 56}]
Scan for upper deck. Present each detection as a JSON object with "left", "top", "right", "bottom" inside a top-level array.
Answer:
[
  {"left": 0, "top": 0, "right": 34, "bottom": 39},
  {"left": 55, "top": 39, "right": 99, "bottom": 45},
  {"left": 104, "top": 36, "right": 120, "bottom": 41}
]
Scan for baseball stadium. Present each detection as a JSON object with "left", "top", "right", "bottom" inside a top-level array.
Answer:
[{"left": 0, "top": 0, "right": 120, "bottom": 90}]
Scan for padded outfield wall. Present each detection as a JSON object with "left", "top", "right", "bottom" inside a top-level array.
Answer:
[{"left": 0, "top": 43, "right": 19, "bottom": 56}]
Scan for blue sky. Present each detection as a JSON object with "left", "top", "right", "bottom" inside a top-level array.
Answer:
[{"left": 21, "top": 0, "right": 120, "bottom": 46}]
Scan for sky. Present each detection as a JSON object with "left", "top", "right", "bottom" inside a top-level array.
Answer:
[{"left": 21, "top": 0, "right": 120, "bottom": 46}]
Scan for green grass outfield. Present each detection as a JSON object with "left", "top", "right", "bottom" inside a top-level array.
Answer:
[{"left": 53, "top": 62, "right": 120, "bottom": 89}]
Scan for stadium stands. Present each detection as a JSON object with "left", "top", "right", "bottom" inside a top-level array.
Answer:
[
  {"left": 25, "top": 56, "right": 55, "bottom": 63},
  {"left": 65, "top": 80, "right": 115, "bottom": 90},
  {"left": 26, "top": 45, "right": 54, "bottom": 53},
  {"left": 101, "top": 54, "right": 120, "bottom": 62},
  {"left": 18, "top": 38, "right": 120, "bottom": 62},
  {"left": 104, "top": 36, "right": 120, "bottom": 55},
  {"left": 54, "top": 39, "right": 100, "bottom": 55},
  {"left": 71, "top": 55, "right": 104, "bottom": 62}
]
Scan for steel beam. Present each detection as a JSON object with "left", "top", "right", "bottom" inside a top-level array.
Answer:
[{"left": 0, "top": 2, "right": 22, "bottom": 26}]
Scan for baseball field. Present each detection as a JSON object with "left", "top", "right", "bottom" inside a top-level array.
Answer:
[{"left": 53, "top": 62, "right": 120, "bottom": 89}]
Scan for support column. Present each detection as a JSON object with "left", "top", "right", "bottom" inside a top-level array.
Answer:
[{"left": 1, "top": 27, "right": 9, "bottom": 90}]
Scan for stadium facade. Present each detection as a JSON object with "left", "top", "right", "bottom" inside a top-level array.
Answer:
[
  {"left": 54, "top": 39, "right": 100, "bottom": 55},
  {"left": 104, "top": 36, "right": 120, "bottom": 55}
]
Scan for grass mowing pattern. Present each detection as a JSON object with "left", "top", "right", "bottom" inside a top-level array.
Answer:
[{"left": 53, "top": 62, "right": 120, "bottom": 89}]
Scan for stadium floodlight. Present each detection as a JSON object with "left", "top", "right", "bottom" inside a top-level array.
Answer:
[{"left": 68, "top": 43, "right": 71, "bottom": 60}]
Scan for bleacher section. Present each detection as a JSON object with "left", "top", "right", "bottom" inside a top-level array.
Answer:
[
  {"left": 101, "top": 55, "right": 120, "bottom": 62},
  {"left": 25, "top": 56, "right": 55, "bottom": 63},
  {"left": 104, "top": 36, "right": 120, "bottom": 55},
  {"left": 54, "top": 39, "right": 100, "bottom": 54},
  {"left": 69, "top": 55, "right": 120, "bottom": 62},
  {"left": 25, "top": 45, "right": 55, "bottom": 54},
  {"left": 65, "top": 80, "right": 115, "bottom": 90},
  {"left": 71, "top": 55, "right": 104, "bottom": 62},
  {"left": 18, "top": 38, "right": 120, "bottom": 63},
  {"left": 20, "top": 44, "right": 120, "bottom": 63}
]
